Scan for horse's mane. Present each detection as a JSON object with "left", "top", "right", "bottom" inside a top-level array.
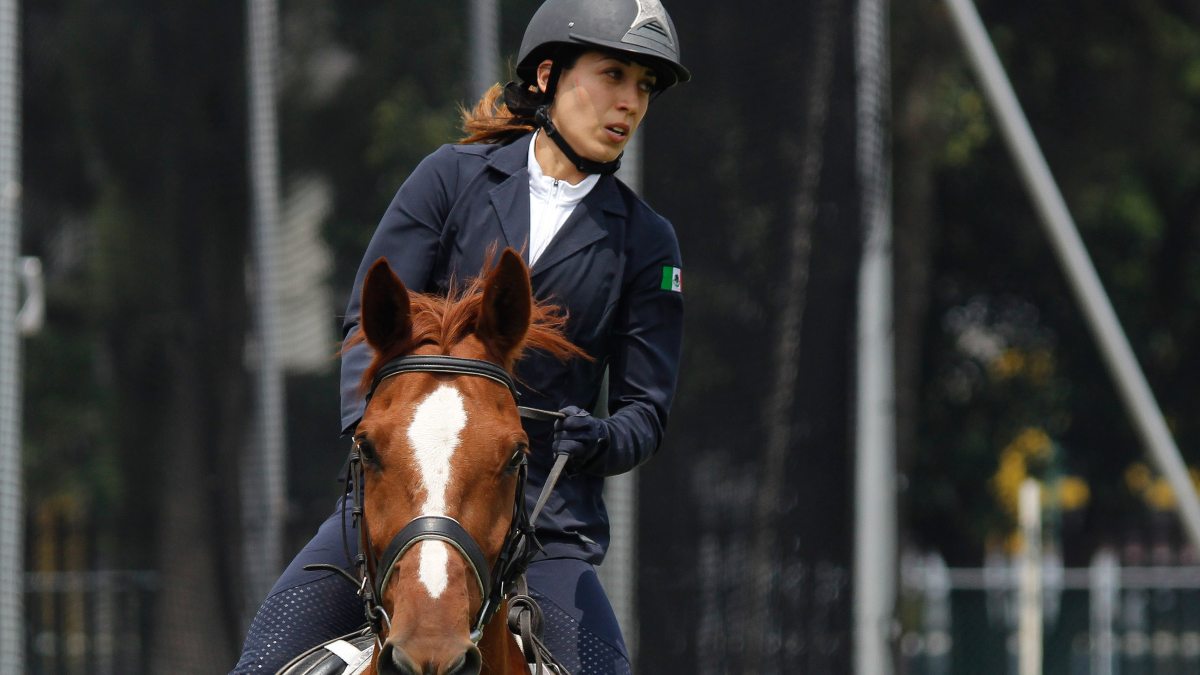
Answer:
[{"left": 350, "top": 273, "right": 588, "bottom": 396}]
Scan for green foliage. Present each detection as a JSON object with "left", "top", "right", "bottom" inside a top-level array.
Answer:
[
  {"left": 278, "top": 0, "right": 479, "bottom": 297},
  {"left": 901, "top": 0, "right": 1200, "bottom": 563},
  {"left": 941, "top": 84, "right": 992, "bottom": 167},
  {"left": 20, "top": 0, "right": 1200, "bottom": 664},
  {"left": 26, "top": 1, "right": 253, "bottom": 659}
]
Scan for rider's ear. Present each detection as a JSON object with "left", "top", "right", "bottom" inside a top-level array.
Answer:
[
  {"left": 477, "top": 248, "right": 532, "bottom": 366},
  {"left": 360, "top": 258, "right": 412, "bottom": 352}
]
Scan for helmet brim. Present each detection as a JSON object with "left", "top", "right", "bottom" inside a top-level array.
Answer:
[
  {"left": 517, "top": 37, "right": 691, "bottom": 93},
  {"left": 565, "top": 33, "right": 692, "bottom": 89}
]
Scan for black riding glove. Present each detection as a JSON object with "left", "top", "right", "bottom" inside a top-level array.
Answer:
[{"left": 552, "top": 406, "right": 610, "bottom": 471}]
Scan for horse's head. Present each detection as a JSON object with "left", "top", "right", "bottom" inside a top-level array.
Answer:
[{"left": 353, "top": 249, "right": 581, "bottom": 675}]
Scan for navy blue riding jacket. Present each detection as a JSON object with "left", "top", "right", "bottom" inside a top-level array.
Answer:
[{"left": 338, "top": 132, "right": 683, "bottom": 563}]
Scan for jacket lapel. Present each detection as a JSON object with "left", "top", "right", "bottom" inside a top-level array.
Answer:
[
  {"left": 532, "top": 176, "right": 628, "bottom": 278},
  {"left": 487, "top": 136, "right": 535, "bottom": 258}
]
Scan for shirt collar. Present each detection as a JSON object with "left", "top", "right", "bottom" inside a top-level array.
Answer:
[{"left": 527, "top": 130, "right": 600, "bottom": 203}]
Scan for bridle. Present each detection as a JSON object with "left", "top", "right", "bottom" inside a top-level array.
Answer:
[{"left": 307, "top": 354, "right": 571, "bottom": 669}]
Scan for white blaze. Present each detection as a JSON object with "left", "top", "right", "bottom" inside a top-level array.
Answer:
[
  {"left": 417, "top": 542, "right": 451, "bottom": 598},
  {"left": 406, "top": 385, "right": 467, "bottom": 598}
]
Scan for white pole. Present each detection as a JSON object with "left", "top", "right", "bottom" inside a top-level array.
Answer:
[
  {"left": 924, "top": 553, "right": 952, "bottom": 675},
  {"left": 1089, "top": 549, "right": 1118, "bottom": 675},
  {"left": 468, "top": 0, "right": 499, "bottom": 99},
  {"left": 0, "top": 0, "right": 20, "bottom": 667},
  {"left": 853, "top": 0, "right": 896, "bottom": 669},
  {"left": 243, "top": 0, "right": 287, "bottom": 620},
  {"left": 601, "top": 132, "right": 642, "bottom": 663},
  {"left": 943, "top": 0, "right": 1200, "bottom": 552},
  {"left": 1018, "top": 480, "right": 1042, "bottom": 675}
]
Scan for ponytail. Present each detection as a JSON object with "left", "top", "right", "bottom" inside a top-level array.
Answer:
[
  {"left": 458, "top": 83, "right": 539, "bottom": 145},
  {"left": 459, "top": 48, "right": 584, "bottom": 145}
]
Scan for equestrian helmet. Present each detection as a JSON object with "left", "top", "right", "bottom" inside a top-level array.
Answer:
[{"left": 516, "top": 0, "right": 691, "bottom": 92}]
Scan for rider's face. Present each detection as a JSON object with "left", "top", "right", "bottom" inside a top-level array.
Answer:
[{"left": 538, "top": 51, "right": 657, "bottom": 163}]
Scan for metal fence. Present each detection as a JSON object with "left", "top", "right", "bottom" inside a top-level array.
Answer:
[
  {"left": 901, "top": 548, "right": 1200, "bottom": 674},
  {"left": 24, "top": 570, "right": 158, "bottom": 675}
]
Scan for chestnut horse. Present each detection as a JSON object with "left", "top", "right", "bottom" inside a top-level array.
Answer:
[{"left": 346, "top": 249, "right": 582, "bottom": 675}]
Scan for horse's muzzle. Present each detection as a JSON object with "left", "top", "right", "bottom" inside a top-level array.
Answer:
[{"left": 377, "top": 641, "right": 481, "bottom": 675}]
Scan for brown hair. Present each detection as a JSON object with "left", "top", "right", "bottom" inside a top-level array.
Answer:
[
  {"left": 458, "top": 83, "right": 538, "bottom": 145},
  {"left": 459, "top": 48, "right": 585, "bottom": 145}
]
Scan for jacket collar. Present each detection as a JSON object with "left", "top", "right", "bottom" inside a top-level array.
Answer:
[
  {"left": 486, "top": 134, "right": 629, "bottom": 278},
  {"left": 487, "top": 138, "right": 534, "bottom": 255}
]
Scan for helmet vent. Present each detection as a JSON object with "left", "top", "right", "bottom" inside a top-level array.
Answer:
[
  {"left": 625, "top": 20, "right": 674, "bottom": 50},
  {"left": 638, "top": 20, "right": 669, "bottom": 40},
  {"left": 629, "top": 0, "right": 675, "bottom": 47}
]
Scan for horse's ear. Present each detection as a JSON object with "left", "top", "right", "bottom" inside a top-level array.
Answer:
[
  {"left": 360, "top": 258, "right": 412, "bottom": 352},
  {"left": 477, "top": 248, "right": 532, "bottom": 364}
]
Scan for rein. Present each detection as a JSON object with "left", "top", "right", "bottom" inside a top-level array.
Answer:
[{"left": 306, "top": 354, "right": 570, "bottom": 672}]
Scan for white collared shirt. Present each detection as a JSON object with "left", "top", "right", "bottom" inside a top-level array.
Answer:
[{"left": 527, "top": 131, "right": 600, "bottom": 266}]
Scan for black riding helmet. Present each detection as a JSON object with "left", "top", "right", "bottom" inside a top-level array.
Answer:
[
  {"left": 507, "top": 0, "right": 690, "bottom": 175},
  {"left": 517, "top": 0, "right": 691, "bottom": 93}
]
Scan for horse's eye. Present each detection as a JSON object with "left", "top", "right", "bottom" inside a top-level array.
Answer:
[
  {"left": 505, "top": 443, "right": 528, "bottom": 474},
  {"left": 354, "top": 436, "right": 378, "bottom": 464}
]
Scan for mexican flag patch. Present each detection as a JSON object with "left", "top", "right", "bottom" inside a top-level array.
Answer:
[{"left": 660, "top": 266, "right": 682, "bottom": 293}]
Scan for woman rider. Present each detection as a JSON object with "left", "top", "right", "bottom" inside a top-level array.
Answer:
[{"left": 233, "top": 1, "right": 689, "bottom": 672}]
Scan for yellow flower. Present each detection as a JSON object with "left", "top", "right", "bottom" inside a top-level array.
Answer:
[
  {"left": 1004, "top": 530, "right": 1025, "bottom": 555},
  {"left": 990, "top": 349, "right": 1026, "bottom": 380},
  {"left": 992, "top": 449, "right": 1027, "bottom": 518},
  {"left": 992, "top": 428, "right": 1058, "bottom": 520},
  {"left": 1012, "top": 427, "right": 1052, "bottom": 460},
  {"left": 1026, "top": 350, "right": 1055, "bottom": 385},
  {"left": 1057, "top": 476, "right": 1090, "bottom": 511},
  {"left": 1125, "top": 463, "right": 1152, "bottom": 494},
  {"left": 1147, "top": 478, "right": 1177, "bottom": 511}
]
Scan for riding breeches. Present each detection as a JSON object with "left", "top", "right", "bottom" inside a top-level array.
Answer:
[{"left": 230, "top": 497, "right": 631, "bottom": 675}]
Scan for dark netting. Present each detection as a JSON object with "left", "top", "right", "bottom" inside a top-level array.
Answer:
[
  {"left": 637, "top": 0, "right": 861, "bottom": 671},
  {"left": 18, "top": 0, "right": 874, "bottom": 672}
]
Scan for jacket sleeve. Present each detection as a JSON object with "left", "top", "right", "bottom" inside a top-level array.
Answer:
[
  {"left": 339, "top": 145, "right": 460, "bottom": 434},
  {"left": 589, "top": 216, "right": 684, "bottom": 476}
]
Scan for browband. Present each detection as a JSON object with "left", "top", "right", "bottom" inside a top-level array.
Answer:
[{"left": 369, "top": 355, "right": 518, "bottom": 401}]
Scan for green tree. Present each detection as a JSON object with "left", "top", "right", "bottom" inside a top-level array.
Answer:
[
  {"left": 26, "top": 0, "right": 251, "bottom": 668},
  {"left": 895, "top": 0, "right": 1200, "bottom": 564}
]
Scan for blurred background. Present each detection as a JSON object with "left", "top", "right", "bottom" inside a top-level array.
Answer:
[{"left": 9, "top": 0, "right": 1200, "bottom": 673}]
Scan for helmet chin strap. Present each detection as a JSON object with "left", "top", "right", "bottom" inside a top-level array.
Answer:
[{"left": 533, "top": 106, "right": 623, "bottom": 176}]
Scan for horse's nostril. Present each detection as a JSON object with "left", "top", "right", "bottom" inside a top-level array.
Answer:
[
  {"left": 377, "top": 642, "right": 420, "bottom": 675},
  {"left": 447, "top": 645, "right": 482, "bottom": 675}
]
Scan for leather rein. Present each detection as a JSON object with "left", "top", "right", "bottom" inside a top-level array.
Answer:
[{"left": 306, "top": 354, "right": 571, "bottom": 671}]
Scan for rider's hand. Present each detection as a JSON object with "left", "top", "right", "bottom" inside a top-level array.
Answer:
[{"left": 552, "top": 406, "right": 609, "bottom": 471}]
